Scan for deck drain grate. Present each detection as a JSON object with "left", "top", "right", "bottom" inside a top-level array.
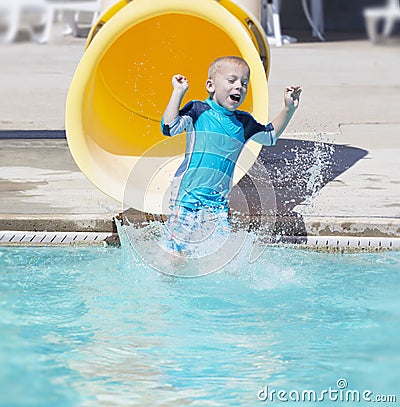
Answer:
[
  {"left": 0, "top": 231, "right": 110, "bottom": 245},
  {"left": 283, "top": 235, "right": 400, "bottom": 249}
]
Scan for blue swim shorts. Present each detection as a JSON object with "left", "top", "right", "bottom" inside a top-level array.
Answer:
[{"left": 165, "top": 206, "right": 231, "bottom": 255}]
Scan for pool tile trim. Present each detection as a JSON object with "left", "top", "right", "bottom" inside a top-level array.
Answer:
[
  {"left": 0, "top": 231, "right": 111, "bottom": 246},
  {"left": 280, "top": 235, "right": 400, "bottom": 250}
]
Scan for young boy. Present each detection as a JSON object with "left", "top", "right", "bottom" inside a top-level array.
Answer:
[{"left": 161, "top": 56, "right": 301, "bottom": 255}]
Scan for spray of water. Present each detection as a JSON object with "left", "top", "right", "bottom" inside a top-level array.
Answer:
[
  {"left": 120, "top": 136, "right": 280, "bottom": 277},
  {"left": 115, "top": 217, "right": 299, "bottom": 288},
  {"left": 304, "top": 133, "right": 335, "bottom": 204}
]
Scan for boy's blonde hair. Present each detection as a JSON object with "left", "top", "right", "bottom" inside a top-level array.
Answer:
[{"left": 207, "top": 56, "right": 250, "bottom": 80}]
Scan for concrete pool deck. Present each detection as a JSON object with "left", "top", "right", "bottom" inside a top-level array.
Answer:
[{"left": 0, "top": 34, "right": 399, "bottom": 239}]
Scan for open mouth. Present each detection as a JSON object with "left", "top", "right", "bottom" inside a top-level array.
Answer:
[{"left": 230, "top": 94, "right": 241, "bottom": 103}]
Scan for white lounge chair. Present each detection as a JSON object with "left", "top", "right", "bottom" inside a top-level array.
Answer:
[
  {"left": 42, "top": 0, "right": 105, "bottom": 41},
  {"left": 363, "top": 0, "right": 400, "bottom": 43},
  {"left": 0, "top": 0, "right": 51, "bottom": 43}
]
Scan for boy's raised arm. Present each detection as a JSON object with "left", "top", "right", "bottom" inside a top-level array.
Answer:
[
  {"left": 162, "top": 74, "right": 189, "bottom": 124},
  {"left": 271, "top": 86, "right": 302, "bottom": 139}
]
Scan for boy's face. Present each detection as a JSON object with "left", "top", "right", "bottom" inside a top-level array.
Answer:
[{"left": 206, "top": 61, "right": 250, "bottom": 111}]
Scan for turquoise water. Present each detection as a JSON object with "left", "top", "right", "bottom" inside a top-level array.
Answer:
[{"left": 0, "top": 245, "right": 399, "bottom": 406}]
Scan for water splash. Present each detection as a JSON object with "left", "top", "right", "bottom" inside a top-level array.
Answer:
[
  {"left": 304, "top": 133, "right": 335, "bottom": 205},
  {"left": 115, "top": 217, "right": 299, "bottom": 288}
]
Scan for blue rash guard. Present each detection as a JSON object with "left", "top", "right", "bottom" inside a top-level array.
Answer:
[{"left": 161, "top": 97, "right": 277, "bottom": 211}]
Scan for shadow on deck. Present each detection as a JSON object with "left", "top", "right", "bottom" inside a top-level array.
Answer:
[{"left": 231, "top": 138, "right": 368, "bottom": 238}]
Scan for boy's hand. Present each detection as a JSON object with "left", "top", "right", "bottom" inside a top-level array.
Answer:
[
  {"left": 172, "top": 74, "right": 189, "bottom": 93},
  {"left": 163, "top": 75, "right": 189, "bottom": 124},
  {"left": 284, "top": 86, "right": 302, "bottom": 110}
]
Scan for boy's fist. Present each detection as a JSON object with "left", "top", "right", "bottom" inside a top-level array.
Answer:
[{"left": 172, "top": 74, "right": 189, "bottom": 92}]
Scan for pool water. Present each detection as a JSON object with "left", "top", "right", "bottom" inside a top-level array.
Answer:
[{"left": 0, "top": 244, "right": 399, "bottom": 406}]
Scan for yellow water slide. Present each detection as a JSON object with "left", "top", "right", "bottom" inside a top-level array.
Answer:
[{"left": 66, "top": 0, "right": 270, "bottom": 214}]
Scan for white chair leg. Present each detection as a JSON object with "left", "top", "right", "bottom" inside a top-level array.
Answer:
[
  {"left": 91, "top": 10, "right": 100, "bottom": 27},
  {"left": 382, "top": 15, "right": 396, "bottom": 37},
  {"left": 271, "top": 0, "right": 282, "bottom": 46},
  {"left": 31, "top": 7, "right": 52, "bottom": 43},
  {"left": 41, "top": 6, "right": 56, "bottom": 43},
  {"left": 0, "top": 5, "right": 20, "bottom": 44},
  {"left": 364, "top": 14, "right": 380, "bottom": 44}
]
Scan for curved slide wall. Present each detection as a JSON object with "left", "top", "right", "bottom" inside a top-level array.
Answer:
[{"left": 66, "top": 0, "right": 270, "bottom": 214}]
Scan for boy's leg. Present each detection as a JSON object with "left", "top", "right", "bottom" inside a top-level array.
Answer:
[
  {"left": 189, "top": 208, "right": 231, "bottom": 256},
  {"left": 164, "top": 206, "right": 231, "bottom": 256},
  {"left": 200, "top": 208, "right": 230, "bottom": 231},
  {"left": 164, "top": 206, "right": 197, "bottom": 255}
]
